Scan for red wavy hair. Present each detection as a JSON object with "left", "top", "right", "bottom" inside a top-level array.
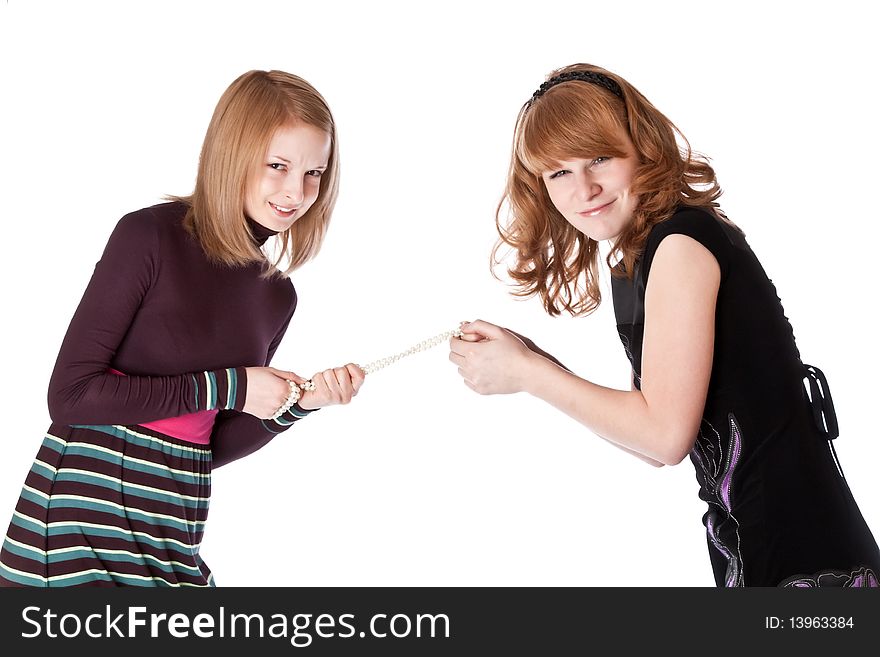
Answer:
[{"left": 494, "top": 63, "right": 725, "bottom": 316}]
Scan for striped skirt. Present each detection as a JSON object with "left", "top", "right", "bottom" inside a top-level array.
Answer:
[{"left": 0, "top": 423, "right": 213, "bottom": 587}]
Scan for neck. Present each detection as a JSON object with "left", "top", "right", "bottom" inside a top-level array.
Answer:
[{"left": 246, "top": 217, "right": 279, "bottom": 246}]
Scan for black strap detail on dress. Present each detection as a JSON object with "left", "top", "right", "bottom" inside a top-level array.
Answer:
[{"left": 803, "top": 364, "right": 839, "bottom": 440}]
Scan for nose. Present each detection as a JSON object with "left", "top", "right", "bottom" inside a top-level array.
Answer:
[
  {"left": 282, "top": 176, "right": 305, "bottom": 207},
  {"left": 575, "top": 171, "right": 600, "bottom": 202}
]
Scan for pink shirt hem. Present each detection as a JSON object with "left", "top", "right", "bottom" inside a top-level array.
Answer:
[{"left": 108, "top": 369, "right": 216, "bottom": 444}]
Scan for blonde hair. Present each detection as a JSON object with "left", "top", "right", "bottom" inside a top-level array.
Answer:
[
  {"left": 494, "top": 63, "right": 724, "bottom": 317},
  {"left": 172, "top": 70, "right": 339, "bottom": 276}
]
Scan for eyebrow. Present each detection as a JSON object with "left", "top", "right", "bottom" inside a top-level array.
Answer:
[{"left": 269, "top": 156, "right": 328, "bottom": 169}]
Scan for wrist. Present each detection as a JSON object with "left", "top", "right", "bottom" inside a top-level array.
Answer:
[
  {"left": 297, "top": 394, "right": 320, "bottom": 411},
  {"left": 521, "top": 351, "right": 555, "bottom": 397},
  {"left": 196, "top": 366, "right": 248, "bottom": 411},
  {"left": 261, "top": 401, "right": 318, "bottom": 434}
]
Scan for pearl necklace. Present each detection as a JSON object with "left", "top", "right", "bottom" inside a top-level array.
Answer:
[
  {"left": 358, "top": 326, "right": 463, "bottom": 375},
  {"left": 272, "top": 326, "right": 462, "bottom": 419}
]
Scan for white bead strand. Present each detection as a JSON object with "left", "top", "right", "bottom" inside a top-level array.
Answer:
[
  {"left": 359, "top": 327, "right": 463, "bottom": 375},
  {"left": 280, "top": 326, "right": 463, "bottom": 416},
  {"left": 270, "top": 378, "right": 318, "bottom": 420}
]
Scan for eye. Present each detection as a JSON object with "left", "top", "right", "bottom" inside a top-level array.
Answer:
[
  {"left": 306, "top": 170, "right": 324, "bottom": 178},
  {"left": 591, "top": 156, "right": 611, "bottom": 166},
  {"left": 547, "top": 170, "right": 569, "bottom": 180},
  {"left": 269, "top": 162, "right": 287, "bottom": 172}
]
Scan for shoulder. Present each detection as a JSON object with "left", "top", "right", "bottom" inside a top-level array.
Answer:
[
  {"left": 642, "top": 206, "right": 734, "bottom": 281},
  {"left": 647, "top": 234, "right": 721, "bottom": 291},
  {"left": 98, "top": 203, "right": 192, "bottom": 282},
  {"left": 93, "top": 204, "right": 186, "bottom": 283},
  {"left": 109, "top": 201, "right": 187, "bottom": 245},
  {"left": 647, "top": 206, "right": 733, "bottom": 249}
]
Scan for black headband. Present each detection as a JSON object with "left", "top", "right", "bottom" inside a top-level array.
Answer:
[{"left": 529, "top": 71, "right": 624, "bottom": 104}]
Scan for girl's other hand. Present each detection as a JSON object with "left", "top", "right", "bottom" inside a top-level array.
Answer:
[
  {"left": 298, "top": 363, "right": 365, "bottom": 410},
  {"left": 449, "top": 320, "right": 537, "bottom": 395}
]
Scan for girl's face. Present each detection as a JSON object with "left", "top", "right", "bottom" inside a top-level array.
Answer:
[
  {"left": 245, "top": 123, "right": 332, "bottom": 232},
  {"left": 540, "top": 133, "right": 638, "bottom": 243}
]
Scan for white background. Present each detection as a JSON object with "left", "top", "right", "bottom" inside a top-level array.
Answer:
[{"left": 1, "top": 0, "right": 876, "bottom": 587}]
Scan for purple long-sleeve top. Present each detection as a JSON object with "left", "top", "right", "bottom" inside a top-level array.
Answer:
[{"left": 47, "top": 201, "right": 307, "bottom": 467}]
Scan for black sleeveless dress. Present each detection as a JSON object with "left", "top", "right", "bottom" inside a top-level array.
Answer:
[{"left": 611, "top": 206, "right": 880, "bottom": 587}]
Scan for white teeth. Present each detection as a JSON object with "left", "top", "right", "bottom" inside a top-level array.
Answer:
[{"left": 270, "top": 203, "right": 294, "bottom": 213}]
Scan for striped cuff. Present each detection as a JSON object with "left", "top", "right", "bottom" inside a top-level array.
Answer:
[
  {"left": 192, "top": 367, "right": 248, "bottom": 412},
  {"left": 260, "top": 402, "right": 318, "bottom": 434}
]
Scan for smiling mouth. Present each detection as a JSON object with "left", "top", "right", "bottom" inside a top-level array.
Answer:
[
  {"left": 269, "top": 202, "right": 297, "bottom": 216},
  {"left": 578, "top": 200, "right": 614, "bottom": 217}
]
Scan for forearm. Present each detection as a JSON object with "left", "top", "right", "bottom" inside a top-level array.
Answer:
[
  {"left": 48, "top": 366, "right": 248, "bottom": 426},
  {"left": 507, "top": 330, "right": 571, "bottom": 372},
  {"left": 524, "top": 357, "right": 685, "bottom": 466},
  {"left": 211, "top": 403, "right": 316, "bottom": 468}
]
